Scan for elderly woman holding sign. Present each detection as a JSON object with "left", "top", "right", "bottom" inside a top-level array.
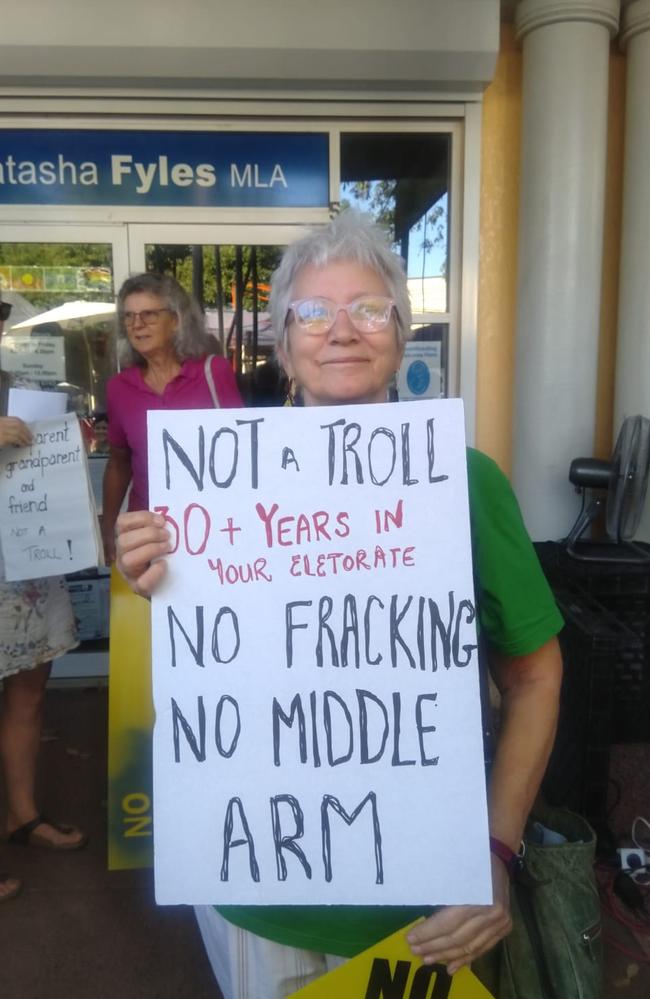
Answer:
[{"left": 115, "top": 213, "right": 563, "bottom": 998}]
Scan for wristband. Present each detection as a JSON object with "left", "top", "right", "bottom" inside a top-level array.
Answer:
[{"left": 489, "top": 836, "right": 523, "bottom": 880}]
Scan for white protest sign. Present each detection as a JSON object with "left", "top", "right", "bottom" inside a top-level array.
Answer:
[
  {"left": 148, "top": 399, "right": 491, "bottom": 907},
  {"left": 0, "top": 414, "right": 102, "bottom": 580},
  {"left": 8, "top": 387, "right": 67, "bottom": 421}
]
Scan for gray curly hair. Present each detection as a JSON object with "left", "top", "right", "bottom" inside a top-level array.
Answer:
[
  {"left": 116, "top": 272, "right": 215, "bottom": 367},
  {"left": 269, "top": 210, "right": 413, "bottom": 353}
]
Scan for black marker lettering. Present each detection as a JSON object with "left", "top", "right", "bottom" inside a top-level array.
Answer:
[
  {"left": 220, "top": 797, "right": 260, "bottom": 882},
  {"left": 214, "top": 695, "right": 241, "bottom": 758},
  {"left": 321, "top": 792, "right": 383, "bottom": 884},
  {"left": 163, "top": 426, "right": 204, "bottom": 491},
  {"left": 427, "top": 417, "right": 449, "bottom": 484},
  {"left": 167, "top": 604, "right": 204, "bottom": 668},
  {"left": 415, "top": 693, "right": 439, "bottom": 766},
  {"left": 270, "top": 794, "right": 312, "bottom": 881},
  {"left": 272, "top": 694, "right": 307, "bottom": 765},
  {"left": 171, "top": 696, "right": 205, "bottom": 762},
  {"left": 285, "top": 600, "right": 312, "bottom": 668}
]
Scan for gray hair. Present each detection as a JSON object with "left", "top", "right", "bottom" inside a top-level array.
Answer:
[
  {"left": 270, "top": 210, "right": 413, "bottom": 352},
  {"left": 116, "top": 272, "right": 214, "bottom": 367}
]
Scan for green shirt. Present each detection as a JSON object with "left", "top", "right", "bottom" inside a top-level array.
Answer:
[{"left": 216, "top": 447, "right": 564, "bottom": 957}]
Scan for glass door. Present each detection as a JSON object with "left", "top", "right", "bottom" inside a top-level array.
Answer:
[
  {"left": 128, "top": 223, "right": 305, "bottom": 403},
  {"left": 337, "top": 127, "right": 459, "bottom": 402},
  {"left": 0, "top": 224, "right": 129, "bottom": 423}
]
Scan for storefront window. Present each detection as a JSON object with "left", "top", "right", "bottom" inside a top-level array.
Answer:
[
  {"left": 340, "top": 132, "right": 451, "bottom": 400},
  {"left": 0, "top": 242, "right": 116, "bottom": 426}
]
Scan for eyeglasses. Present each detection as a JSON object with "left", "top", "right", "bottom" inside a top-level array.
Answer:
[
  {"left": 287, "top": 296, "right": 395, "bottom": 336},
  {"left": 0, "top": 301, "right": 13, "bottom": 321},
  {"left": 122, "top": 307, "right": 173, "bottom": 328}
]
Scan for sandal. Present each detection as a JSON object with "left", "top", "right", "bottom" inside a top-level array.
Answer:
[
  {"left": 0, "top": 872, "right": 22, "bottom": 902},
  {"left": 6, "top": 814, "right": 88, "bottom": 852}
]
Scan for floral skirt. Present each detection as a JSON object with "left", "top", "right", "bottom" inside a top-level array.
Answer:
[{"left": 0, "top": 576, "right": 79, "bottom": 680}]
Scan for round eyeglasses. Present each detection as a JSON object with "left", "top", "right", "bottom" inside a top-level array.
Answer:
[
  {"left": 122, "top": 307, "right": 173, "bottom": 328},
  {"left": 287, "top": 296, "right": 395, "bottom": 336}
]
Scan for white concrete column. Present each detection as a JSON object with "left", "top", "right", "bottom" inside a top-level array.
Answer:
[
  {"left": 614, "top": 0, "right": 650, "bottom": 539},
  {"left": 512, "top": 0, "right": 619, "bottom": 540}
]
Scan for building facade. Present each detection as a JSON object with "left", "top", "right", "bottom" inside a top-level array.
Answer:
[{"left": 1, "top": 0, "right": 648, "bottom": 553}]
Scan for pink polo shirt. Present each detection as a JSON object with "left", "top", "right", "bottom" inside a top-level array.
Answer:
[{"left": 107, "top": 355, "right": 242, "bottom": 510}]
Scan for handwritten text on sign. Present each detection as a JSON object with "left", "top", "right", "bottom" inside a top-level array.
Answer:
[
  {"left": 148, "top": 400, "right": 491, "bottom": 906},
  {"left": 0, "top": 414, "right": 100, "bottom": 580}
]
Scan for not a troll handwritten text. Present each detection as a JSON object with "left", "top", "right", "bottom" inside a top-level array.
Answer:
[{"left": 160, "top": 415, "right": 448, "bottom": 493}]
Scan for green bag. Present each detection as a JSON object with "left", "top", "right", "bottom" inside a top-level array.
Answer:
[{"left": 498, "top": 804, "right": 603, "bottom": 999}]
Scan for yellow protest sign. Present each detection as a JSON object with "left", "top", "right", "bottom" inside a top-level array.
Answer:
[
  {"left": 289, "top": 922, "right": 494, "bottom": 999},
  {"left": 107, "top": 568, "right": 154, "bottom": 869}
]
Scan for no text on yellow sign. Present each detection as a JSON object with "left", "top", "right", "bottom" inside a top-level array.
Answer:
[{"left": 289, "top": 922, "right": 495, "bottom": 999}]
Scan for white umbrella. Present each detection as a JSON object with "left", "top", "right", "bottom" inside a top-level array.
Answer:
[
  {"left": 9, "top": 300, "right": 115, "bottom": 330},
  {"left": 205, "top": 308, "right": 275, "bottom": 346}
]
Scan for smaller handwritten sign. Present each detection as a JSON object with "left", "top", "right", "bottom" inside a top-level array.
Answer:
[{"left": 0, "top": 414, "right": 103, "bottom": 580}]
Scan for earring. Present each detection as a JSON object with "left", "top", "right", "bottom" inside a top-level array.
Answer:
[{"left": 285, "top": 377, "right": 297, "bottom": 407}]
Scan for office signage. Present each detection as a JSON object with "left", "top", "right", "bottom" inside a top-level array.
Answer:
[{"left": 0, "top": 130, "right": 329, "bottom": 208}]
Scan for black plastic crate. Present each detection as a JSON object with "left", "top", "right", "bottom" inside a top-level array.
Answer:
[
  {"left": 542, "top": 582, "right": 642, "bottom": 826},
  {"left": 535, "top": 541, "right": 650, "bottom": 742}
]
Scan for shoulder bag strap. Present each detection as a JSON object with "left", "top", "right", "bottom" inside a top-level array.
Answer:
[{"left": 204, "top": 355, "right": 221, "bottom": 409}]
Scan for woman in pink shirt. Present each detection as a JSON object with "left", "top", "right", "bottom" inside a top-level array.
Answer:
[{"left": 102, "top": 273, "right": 242, "bottom": 562}]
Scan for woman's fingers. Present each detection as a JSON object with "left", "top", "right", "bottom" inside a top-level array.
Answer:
[
  {"left": 116, "top": 512, "right": 168, "bottom": 557},
  {"left": 128, "top": 558, "right": 168, "bottom": 599},
  {"left": 116, "top": 510, "right": 163, "bottom": 535},
  {"left": 407, "top": 902, "right": 511, "bottom": 970},
  {"left": 406, "top": 861, "right": 511, "bottom": 972},
  {"left": 0, "top": 416, "right": 32, "bottom": 447},
  {"left": 115, "top": 510, "right": 171, "bottom": 597}
]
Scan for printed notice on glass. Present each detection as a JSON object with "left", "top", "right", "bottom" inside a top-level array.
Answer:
[{"left": 147, "top": 399, "right": 491, "bottom": 906}]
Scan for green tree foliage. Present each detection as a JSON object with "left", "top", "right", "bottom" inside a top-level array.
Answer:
[
  {"left": 341, "top": 180, "right": 447, "bottom": 277},
  {"left": 146, "top": 243, "right": 283, "bottom": 310}
]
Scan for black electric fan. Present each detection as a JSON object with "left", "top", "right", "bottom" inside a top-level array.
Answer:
[{"left": 564, "top": 414, "right": 650, "bottom": 563}]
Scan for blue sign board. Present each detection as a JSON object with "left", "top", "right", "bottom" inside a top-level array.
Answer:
[{"left": 0, "top": 130, "right": 329, "bottom": 208}]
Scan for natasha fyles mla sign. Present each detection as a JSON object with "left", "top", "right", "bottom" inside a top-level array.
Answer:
[
  {"left": 0, "top": 130, "right": 329, "bottom": 208},
  {"left": 147, "top": 399, "right": 492, "bottom": 906}
]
